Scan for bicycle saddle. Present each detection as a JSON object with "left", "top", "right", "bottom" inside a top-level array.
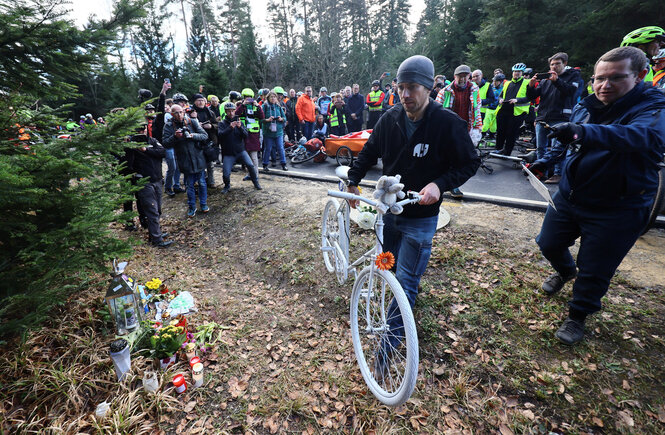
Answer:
[{"left": 335, "top": 165, "right": 350, "bottom": 180}]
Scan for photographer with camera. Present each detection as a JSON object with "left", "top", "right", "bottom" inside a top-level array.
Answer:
[
  {"left": 218, "top": 102, "right": 262, "bottom": 193},
  {"left": 191, "top": 93, "right": 219, "bottom": 189},
  {"left": 163, "top": 104, "right": 210, "bottom": 218},
  {"left": 125, "top": 127, "right": 172, "bottom": 248},
  {"left": 527, "top": 52, "right": 583, "bottom": 184}
]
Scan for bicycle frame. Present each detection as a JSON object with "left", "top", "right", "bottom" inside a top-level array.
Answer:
[{"left": 326, "top": 189, "right": 420, "bottom": 333}]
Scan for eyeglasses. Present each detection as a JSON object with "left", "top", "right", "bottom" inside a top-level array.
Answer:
[{"left": 592, "top": 74, "right": 634, "bottom": 84}]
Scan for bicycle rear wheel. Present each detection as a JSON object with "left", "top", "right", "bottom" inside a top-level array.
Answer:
[
  {"left": 321, "top": 199, "right": 340, "bottom": 272},
  {"left": 350, "top": 267, "right": 419, "bottom": 407}
]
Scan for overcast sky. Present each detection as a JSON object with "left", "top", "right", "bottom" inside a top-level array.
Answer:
[{"left": 66, "top": 0, "right": 425, "bottom": 52}]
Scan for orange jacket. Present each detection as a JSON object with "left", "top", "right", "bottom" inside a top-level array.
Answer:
[{"left": 295, "top": 94, "right": 316, "bottom": 122}]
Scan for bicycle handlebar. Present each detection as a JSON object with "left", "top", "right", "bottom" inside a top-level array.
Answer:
[{"left": 327, "top": 189, "right": 423, "bottom": 213}]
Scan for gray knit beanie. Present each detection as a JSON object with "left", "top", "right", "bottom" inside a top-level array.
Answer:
[{"left": 396, "top": 55, "right": 435, "bottom": 90}]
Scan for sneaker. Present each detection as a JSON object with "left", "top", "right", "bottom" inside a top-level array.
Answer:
[
  {"left": 187, "top": 207, "right": 197, "bottom": 218},
  {"left": 450, "top": 187, "right": 464, "bottom": 199},
  {"left": 221, "top": 185, "right": 230, "bottom": 194},
  {"left": 173, "top": 186, "right": 185, "bottom": 193},
  {"left": 253, "top": 181, "right": 262, "bottom": 190},
  {"left": 165, "top": 189, "right": 175, "bottom": 197},
  {"left": 542, "top": 271, "right": 577, "bottom": 295},
  {"left": 282, "top": 164, "right": 288, "bottom": 171},
  {"left": 124, "top": 223, "right": 137, "bottom": 231},
  {"left": 242, "top": 175, "right": 251, "bottom": 181},
  {"left": 555, "top": 317, "right": 585, "bottom": 345},
  {"left": 262, "top": 165, "right": 270, "bottom": 173},
  {"left": 201, "top": 205, "right": 210, "bottom": 213},
  {"left": 545, "top": 175, "right": 561, "bottom": 184}
]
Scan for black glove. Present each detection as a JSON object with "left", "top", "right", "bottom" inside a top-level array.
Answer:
[
  {"left": 547, "top": 122, "right": 584, "bottom": 145},
  {"left": 523, "top": 161, "right": 547, "bottom": 180}
]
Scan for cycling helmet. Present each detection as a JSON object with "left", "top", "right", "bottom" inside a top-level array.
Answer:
[
  {"left": 320, "top": 87, "right": 328, "bottom": 93},
  {"left": 144, "top": 103, "right": 155, "bottom": 110},
  {"left": 523, "top": 67, "right": 533, "bottom": 76},
  {"left": 229, "top": 91, "right": 241, "bottom": 101},
  {"left": 371, "top": 80, "right": 380, "bottom": 86},
  {"left": 512, "top": 63, "right": 527, "bottom": 72},
  {"left": 493, "top": 74, "right": 506, "bottom": 82},
  {"left": 621, "top": 26, "right": 665, "bottom": 46},
  {"left": 273, "top": 86, "right": 285, "bottom": 95},
  {"left": 241, "top": 88, "right": 254, "bottom": 98},
  {"left": 223, "top": 101, "right": 236, "bottom": 111},
  {"left": 654, "top": 48, "right": 665, "bottom": 61},
  {"left": 173, "top": 92, "right": 188, "bottom": 103},
  {"left": 86, "top": 113, "right": 93, "bottom": 118},
  {"left": 138, "top": 88, "right": 153, "bottom": 99}
]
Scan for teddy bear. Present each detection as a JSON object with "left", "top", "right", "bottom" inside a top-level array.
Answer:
[{"left": 373, "top": 174, "right": 406, "bottom": 214}]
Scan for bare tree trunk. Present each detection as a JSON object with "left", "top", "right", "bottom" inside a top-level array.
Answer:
[{"left": 180, "top": 0, "right": 190, "bottom": 49}]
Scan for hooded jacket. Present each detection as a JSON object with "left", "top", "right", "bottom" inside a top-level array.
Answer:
[
  {"left": 539, "top": 82, "right": 665, "bottom": 209},
  {"left": 348, "top": 100, "right": 481, "bottom": 218},
  {"left": 126, "top": 136, "right": 166, "bottom": 183},
  {"left": 162, "top": 116, "right": 209, "bottom": 175}
]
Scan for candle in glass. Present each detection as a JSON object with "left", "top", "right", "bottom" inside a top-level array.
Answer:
[{"left": 192, "top": 363, "right": 204, "bottom": 388}]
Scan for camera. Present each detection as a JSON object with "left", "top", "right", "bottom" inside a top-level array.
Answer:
[{"left": 535, "top": 72, "right": 551, "bottom": 80}]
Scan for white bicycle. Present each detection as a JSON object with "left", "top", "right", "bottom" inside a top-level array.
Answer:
[{"left": 321, "top": 166, "right": 422, "bottom": 407}]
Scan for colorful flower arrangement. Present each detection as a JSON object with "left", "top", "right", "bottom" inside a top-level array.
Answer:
[
  {"left": 149, "top": 324, "right": 187, "bottom": 358},
  {"left": 145, "top": 278, "right": 162, "bottom": 290}
]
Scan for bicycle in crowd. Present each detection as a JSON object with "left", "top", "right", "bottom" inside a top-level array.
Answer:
[{"left": 320, "top": 166, "right": 422, "bottom": 406}]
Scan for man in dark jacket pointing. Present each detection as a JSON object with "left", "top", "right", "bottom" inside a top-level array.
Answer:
[
  {"left": 530, "top": 46, "right": 665, "bottom": 345},
  {"left": 347, "top": 55, "right": 480, "bottom": 379}
]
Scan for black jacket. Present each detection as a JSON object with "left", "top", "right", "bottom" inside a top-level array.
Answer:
[
  {"left": 126, "top": 136, "right": 166, "bottom": 183},
  {"left": 527, "top": 68, "right": 583, "bottom": 122},
  {"left": 285, "top": 97, "right": 298, "bottom": 120},
  {"left": 348, "top": 100, "right": 481, "bottom": 218},
  {"left": 162, "top": 117, "right": 209, "bottom": 175},
  {"left": 346, "top": 93, "right": 365, "bottom": 120},
  {"left": 218, "top": 116, "right": 248, "bottom": 156},
  {"left": 193, "top": 105, "right": 219, "bottom": 145}
]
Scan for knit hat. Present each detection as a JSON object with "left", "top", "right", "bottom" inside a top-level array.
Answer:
[
  {"left": 192, "top": 93, "right": 206, "bottom": 101},
  {"left": 454, "top": 64, "right": 471, "bottom": 75},
  {"left": 396, "top": 55, "right": 435, "bottom": 90}
]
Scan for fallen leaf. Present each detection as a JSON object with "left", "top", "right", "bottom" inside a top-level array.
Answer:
[
  {"left": 592, "top": 417, "right": 604, "bottom": 427},
  {"left": 617, "top": 410, "right": 634, "bottom": 427},
  {"left": 499, "top": 424, "right": 515, "bottom": 435},
  {"left": 659, "top": 405, "right": 665, "bottom": 423},
  {"left": 184, "top": 401, "right": 197, "bottom": 413},
  {"left": 522, "top": 410, "right": 535, "bottom": 420},
  {"left": 564, "top": 394, "right": 574, "bottom": 404},
  {"left": 623, "top": 380, "right": 630, "bottom": 390}
]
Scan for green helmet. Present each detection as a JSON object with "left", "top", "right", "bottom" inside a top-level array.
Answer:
[
  {"left": 273, "top": 86, "right": 285, "bottom": 95},
  {"left": 621, "top": 26, "right": 665, "bottom": 46},
  {"left": 241, "top": 88, "right": 254, "bottom": 98}
]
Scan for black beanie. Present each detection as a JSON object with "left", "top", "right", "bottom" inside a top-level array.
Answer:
[
  {"left": 192, "top": 93, "right": 206, "bottom": 101},
  {"left": 396, "top": 55, "right": 435, "bottom": 90}
]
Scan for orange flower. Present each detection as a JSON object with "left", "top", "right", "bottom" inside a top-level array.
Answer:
[{"left": 375, "top": 251, "right": 395, "bottom": 270}]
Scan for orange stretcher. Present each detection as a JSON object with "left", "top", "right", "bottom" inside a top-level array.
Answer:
[{"left": 323, "top": 130, "right": 372, "bottom": 166}]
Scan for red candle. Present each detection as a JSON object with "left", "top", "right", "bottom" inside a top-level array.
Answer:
[{"left": 189, "top": 356, "right": 201, "bottom": 368}]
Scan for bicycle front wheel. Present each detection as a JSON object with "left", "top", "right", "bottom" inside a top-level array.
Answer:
[{"left": 350, "top": 267, "right": 419, "bottom": 407}]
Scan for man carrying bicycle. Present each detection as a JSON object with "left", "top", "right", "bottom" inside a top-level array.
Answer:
[{"left": 346, "top": 55, "right": 480, "bottom": 375}]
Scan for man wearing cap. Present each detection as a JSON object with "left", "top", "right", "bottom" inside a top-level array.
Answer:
[
  {"left": 365, "top": 80, "right": 385, "bottom": 129},
  {"left": 347, "top": 55, "right": 480, "bottom": 376},
  {"left": 436, "top": 64, "right": 483, "bottom": 198}
]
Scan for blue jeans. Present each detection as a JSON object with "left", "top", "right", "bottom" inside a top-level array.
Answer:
[
  {"left": 262, "top": 135, "right": 286, "bottom": 165},
  {"left": 302, "top": 121, "right": 314, "bottom": 140},
  {"left": 536, "top": 192, "right": 649, "bottom": 314},
  {"left": 222, "top": 151, "right": 257, "bottom": 183},
  {"left": 165, "top": 148, "right": 181, "bottom": 190},
  {"left": 535, "top": 122, "right": 563, "bottom": 176},
  {"left": 184, "top": 171, "right": 207, "bottom": 210},
  {"left": 382, "top": 214, "right": 438, "bottom": 352}
]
